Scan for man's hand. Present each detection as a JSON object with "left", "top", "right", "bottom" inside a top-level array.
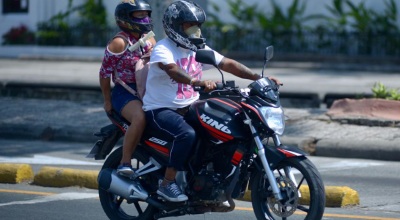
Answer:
[
  {"left": 194, "top": 80, "right": 216, "bottom": 92},
  {"left": 268, "top": 76, "right": 283, "bottom": 86}
]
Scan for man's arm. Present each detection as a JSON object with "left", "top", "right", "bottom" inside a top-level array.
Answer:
[
  {"left": 218, "top": 58, "right": 260, "bottom": 80},
  {"left": 158, "top": 63, "right": 216, "bottom": 92},
  {"left": 218, "top": 57, "right": 282, "bottom": 85}
]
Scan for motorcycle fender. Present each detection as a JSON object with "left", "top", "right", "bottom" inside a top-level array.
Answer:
[
  {"left": 265, "top": 144, "right": 308, "bottom": 168},
  {"left": 248, "top": 145, "right": 307, "bottom": 189},
  {"left": 86, "top": 126, "right": 124, "bottom": 160}
]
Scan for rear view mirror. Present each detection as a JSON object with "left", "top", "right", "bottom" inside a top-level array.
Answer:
[
  {"left": 264, "top": 46, "right": 274, "bottom": 61},
  {"left": 195, "top": 49, "right": 217, "bottom": 66}
]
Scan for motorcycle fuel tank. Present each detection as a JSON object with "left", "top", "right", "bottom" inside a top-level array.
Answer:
[{"left": 187, "top": 98, "right": 249, "bottom": 143}]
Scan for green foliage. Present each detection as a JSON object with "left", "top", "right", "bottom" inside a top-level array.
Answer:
[
  {"left": 36, "top": 0, "right": 107, "bottom": 46},
  {"left": 205, "top": 0, "right": 258, "bottom": 33},
  {"left": 258, "top": 0, "right": 313, "bottom": 32},
  {"left": 372, "top": 82, "right": 400, "bottom": 101},
  {"left": 206, "top": 0, "right": 315, "bottom": 33},
  {"left": 2, "top": 24, "right": 36, "bottom": 45},
  {"left": 78, "top": 0, "right": 107, "bottom": 27},
  {"left": 318, "top": 0, "right": 399, "bottom": 33}
]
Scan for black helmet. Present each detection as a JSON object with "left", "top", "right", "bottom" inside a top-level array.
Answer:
[
  {"left": 163, "top": 1, "right": 206, "bottom": 51},
  {"left": 115, "top": 0, "right": 153, "bottom": 34}
]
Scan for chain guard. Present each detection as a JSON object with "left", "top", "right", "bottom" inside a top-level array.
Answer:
[{"left": 267, "top": 176, "right": 298, "bottom": 217}]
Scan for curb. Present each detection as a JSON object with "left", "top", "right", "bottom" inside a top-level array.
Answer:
[
  {"left": 0, "top": 164, "right": 360, "bottom": 208},
  {"left": 241, "top": 186, "right": 359, "bottom": 207},
  {"left": 33, "top": 166, "right": 99, "bottom": 189},
  {"left": 0, "top": 163, "right": 34, "bottom": 183},
  {"left": 316, "top": 139, "right": 400, "bottom": 161}
]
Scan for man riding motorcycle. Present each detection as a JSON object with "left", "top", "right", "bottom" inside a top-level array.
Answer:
[{"left": 142, "top": 0, "right": 281, "bottom": 202}]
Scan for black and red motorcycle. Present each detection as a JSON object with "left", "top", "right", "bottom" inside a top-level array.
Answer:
[{"left": 87, "top": 46, "right": 326, "bottom": 220}]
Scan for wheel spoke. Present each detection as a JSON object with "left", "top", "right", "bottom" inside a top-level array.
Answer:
[
  {"left": 297, "top": 205, "right": 309, "bottom": 213},
  {"left": 134, "top": 201, "right": 143, "bottom": 215},
  {"left": 297, "top": 177, "right": 305, "bottom": 189}
]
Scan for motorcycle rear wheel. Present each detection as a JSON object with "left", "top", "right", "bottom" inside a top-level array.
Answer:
[
  {"left": 99, "top": 146, "right": 158, "bottom": 220},
  {"left": 251, "top": 157, "right": 325, "bottom": 220}
]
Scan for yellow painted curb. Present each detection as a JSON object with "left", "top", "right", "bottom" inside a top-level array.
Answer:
[
  {"left": 0, "top": 163, "right": 34, "bottom": 184},
  {"left": 34, "top": 167, "right": 99, "bottom": 189},
  {"left": 241, "top": 186, "right": 359, "bottom": 207}
]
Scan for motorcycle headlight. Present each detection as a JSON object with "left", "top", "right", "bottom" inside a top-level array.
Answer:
[{"left": 259, "top": 106, "right": 285, "bottom": 135}]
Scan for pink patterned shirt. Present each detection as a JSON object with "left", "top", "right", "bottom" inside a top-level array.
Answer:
[{"left": 99, "top": 32, "right": 151, "bottom": 84}]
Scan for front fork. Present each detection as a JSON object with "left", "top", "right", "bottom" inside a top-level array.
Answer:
[{"left": 245, "top": 119, "right": 284, "bottom": 201}]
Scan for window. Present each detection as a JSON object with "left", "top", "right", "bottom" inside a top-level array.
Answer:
[{"left": 3, "top": 0, "right": 29, "bottom": 14}]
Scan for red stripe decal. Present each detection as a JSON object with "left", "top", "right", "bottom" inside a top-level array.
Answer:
[
  {"left": 277, "top": 148, "right": 296, "bottom": 157},
  {"left": 210, "top": 98, "right": 242, "bottom": 113},
  {"left": 208, "top": 130, "right": 229, "bottom": 142},
  {"left": 241, "top": 102, "right": 264, "bottom": 123},
  {"left": 109, "top": 118, "right": 126, "bottom": 134},
  {"left": 196, "top": 110, "right": 234, "bottom": 141},
  {"left": 145, "top": 141, "right": 169, "bottom": 154}
]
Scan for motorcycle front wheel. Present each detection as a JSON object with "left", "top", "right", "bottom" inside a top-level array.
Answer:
[
  {"left": 251, "top": 157, "right": 325, "bottom": 220},
  {"left": 99, "top": 146, "right": 158, "bottom": 220}
]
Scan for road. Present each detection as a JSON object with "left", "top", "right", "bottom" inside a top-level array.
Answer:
[{"left": 1, "top": 139, "right": 400, "bottom": 220}]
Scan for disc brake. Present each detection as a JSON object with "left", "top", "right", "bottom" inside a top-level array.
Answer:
[{"left": 267, "top": 176, "right": 298, "bottom": 217}]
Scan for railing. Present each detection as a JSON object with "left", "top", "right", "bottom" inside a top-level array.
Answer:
[
  {"left": 202, "top": 29, "right": 400, "bottom": 58},
  {"left": 34, "top": 26, "right": 400, "bottom": 58}
]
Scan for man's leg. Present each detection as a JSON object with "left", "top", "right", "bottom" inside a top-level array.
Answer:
[{"left": 145, "top": 109, "right": 196, "bottom": 202}]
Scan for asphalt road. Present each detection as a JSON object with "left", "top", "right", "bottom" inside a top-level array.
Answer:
[{"left": 1, "top": 139, "right": 400, "bottom": 220}]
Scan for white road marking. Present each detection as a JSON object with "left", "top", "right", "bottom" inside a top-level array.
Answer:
[
  {"left": 318, "top": 160, "right": 383, "bottom": 172},
  {"left": 274, "top": 160, "right": 384, "bottom": 175},
  {"left": 0, "top": 155, "right": 102, "bottom": 165},
  {"left": 0, "top": 193, "right": 98, "bottom": 207}
]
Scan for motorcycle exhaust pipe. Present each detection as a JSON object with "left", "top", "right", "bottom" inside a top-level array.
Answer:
[{"left": 98, "top": 168, "right": 148, "bottom": 200}]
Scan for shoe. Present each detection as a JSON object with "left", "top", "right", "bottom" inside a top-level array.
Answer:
[
  {"left": 117, "top": 163, "right": 135, "bottom": 176},
  {"left": 220, "top": 200, "right": 230, "bottom": 207},
  {"left": 157, "top": 181, "right": 188, "bottom": 202}
]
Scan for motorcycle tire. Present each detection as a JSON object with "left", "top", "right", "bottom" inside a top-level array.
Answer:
[
  {"left": 99, "top": 146, "right": 158, "bottom": 220},
  {"left": 251, "top": 157, "right": 325, "bottom": 220}
]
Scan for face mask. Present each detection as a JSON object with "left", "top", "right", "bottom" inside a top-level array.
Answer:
[
  {"left": 132, "top": 16, "right": 150, "bottom": 23},
  {"left": 184, "top": 25, "right": 201, "bottom": 38}
]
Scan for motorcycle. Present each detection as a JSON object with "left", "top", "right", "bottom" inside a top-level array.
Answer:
[{"left": 87, "top": 46, "right": 326, "bottom": 220}]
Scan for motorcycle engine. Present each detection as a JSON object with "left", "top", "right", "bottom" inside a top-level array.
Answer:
[{"left": 189, "top": 167, "right": 222, "bottom": 201}]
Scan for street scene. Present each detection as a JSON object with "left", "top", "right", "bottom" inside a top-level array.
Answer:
[{"left": 1, "top": 0, "right": 400, "bottom": 220}]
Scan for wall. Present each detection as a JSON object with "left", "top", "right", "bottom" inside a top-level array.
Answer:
[{"left": 0, "top": 0, "right": 86, "bottom": 44}]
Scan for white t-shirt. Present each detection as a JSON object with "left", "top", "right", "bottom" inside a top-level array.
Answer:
[{"left": 142, "top": 38, "right": 224, "bottom": 111}]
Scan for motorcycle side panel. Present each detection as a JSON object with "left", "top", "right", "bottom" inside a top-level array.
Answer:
[
  {"left": 187, "top": 98, "right": 249, "bottom": 143},
  {"left": 140, "top": 131, "right": 173, "bottom": 165}
]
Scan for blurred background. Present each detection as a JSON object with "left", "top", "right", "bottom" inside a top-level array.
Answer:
[{"left": 0, "top": 0, "right": 399, "bottom": 64}]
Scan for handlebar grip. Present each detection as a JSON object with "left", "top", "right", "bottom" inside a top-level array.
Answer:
[
  {"left": 193, "top": 86, "right": 205, "bottom": 91},
  {"left": 216, "top": 82, "right": 224, "bottom": 90}
]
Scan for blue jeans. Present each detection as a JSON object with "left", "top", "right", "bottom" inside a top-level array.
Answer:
[
  {"left": 111, "top": 83, "right": 140, "bottom": 117},
  {"left": 145, "top": 108, "right": 196, "bottom": 171}
]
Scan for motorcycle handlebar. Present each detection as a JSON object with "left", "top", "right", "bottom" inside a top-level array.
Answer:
[{"left": 194, "top": 82, "right": 224, "bottom": 91}]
